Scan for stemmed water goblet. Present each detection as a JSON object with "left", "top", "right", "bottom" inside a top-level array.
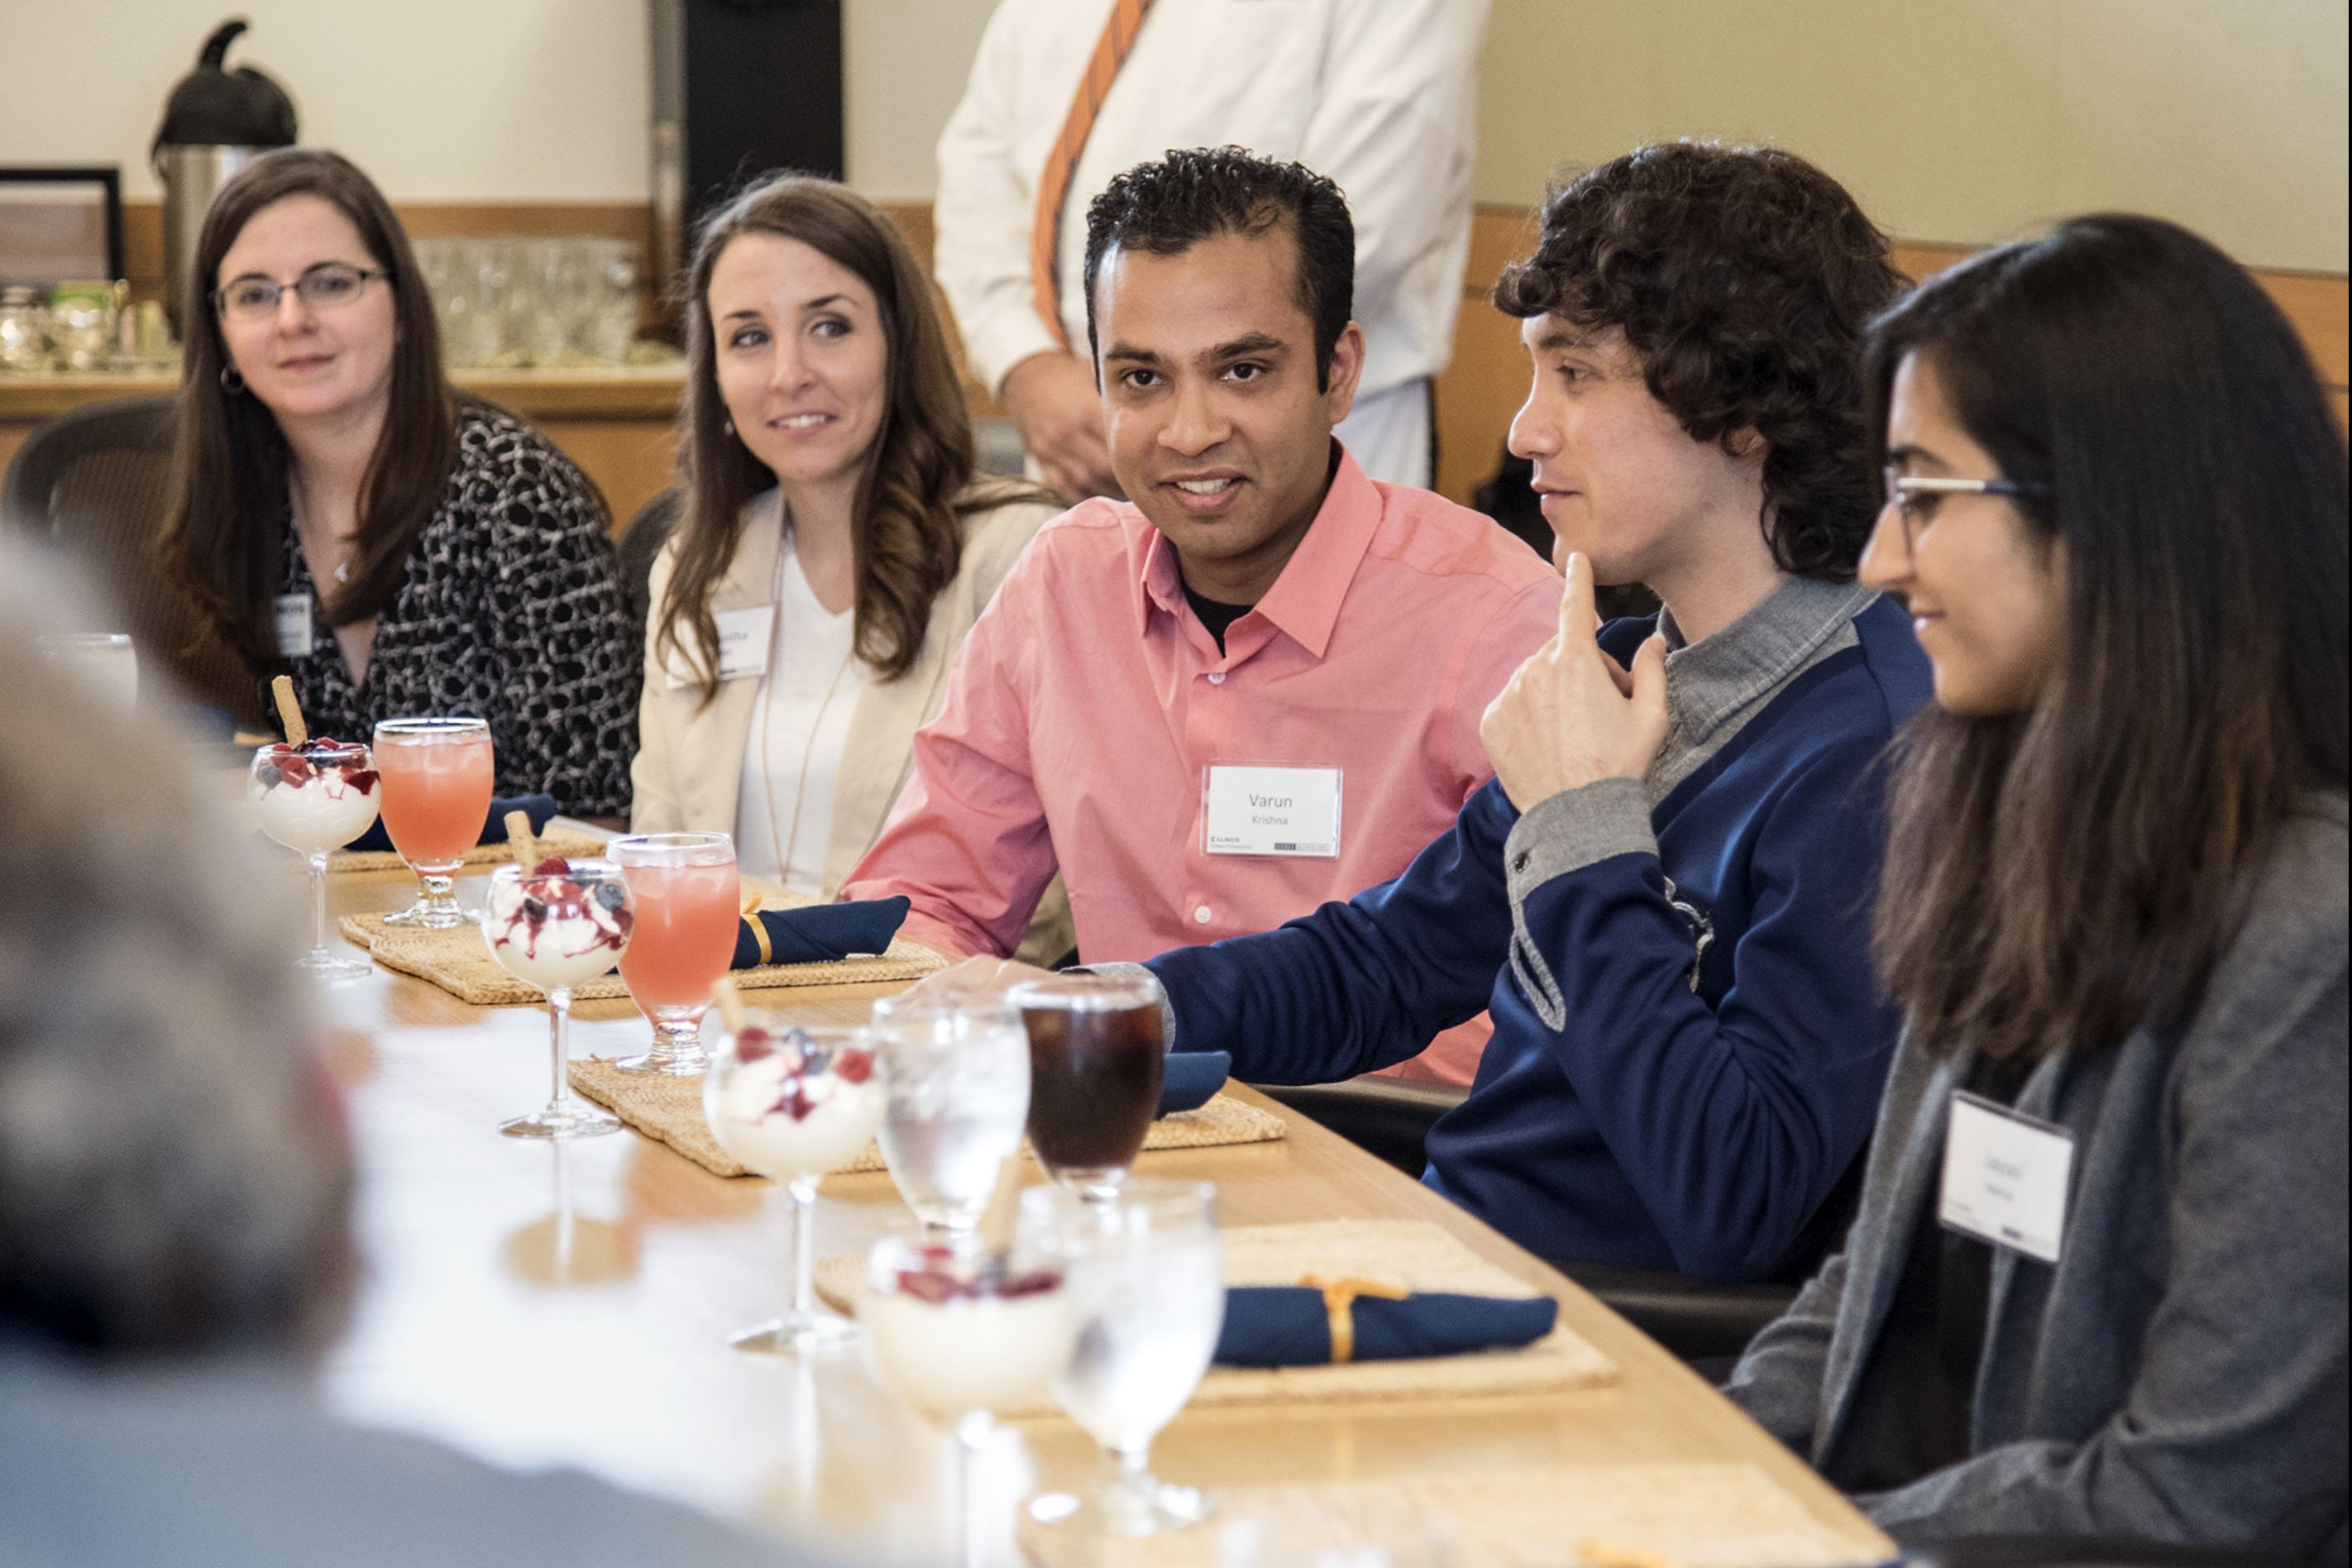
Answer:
[
  {"left": 480, "top": 857, "right": 631, "bottom": 1140},
  {"left": 1022, "top": 1178, "right": 1224, "bottom": 1537},
  {"left": 702, "top": 1011, "right": 886, "bottom": 1354},
  {"left": 372, "top": 716, "right": 495, "bottom": 927},
  {"left": 870, "top": 992, "right": 1031, "bottom": 1246},
  {"left": 248, "top": 737, "right": 380, "bottom": 978},
  {"left": 1009, "top": 971, "right": 1165, "bottom": 1201},
  {"left": 610, "top": 830, "right": 739, "bottom": 1074}
]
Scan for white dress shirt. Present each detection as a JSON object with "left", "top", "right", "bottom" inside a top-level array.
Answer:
[{"left": 934, "top": 0, "right": 1489, "bottom": 487}]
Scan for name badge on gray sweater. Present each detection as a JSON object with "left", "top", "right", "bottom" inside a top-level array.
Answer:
[{"left": 1940, "top": 1092, "right": 2075, "bottom": 1263}]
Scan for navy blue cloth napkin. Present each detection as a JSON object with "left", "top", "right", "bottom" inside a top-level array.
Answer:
[
  {"left": 342, "top": 793, "right": 557, "bottom": 854},
  {"left": 732, "top": 896, "right": 910, "bottom": 968},
  {"left": 1212, "top": 1285, "right": 1558, "bottom": 1367},
  {"left": 1157, "top": 1050, "right": 1229, "bottom": 1116}
]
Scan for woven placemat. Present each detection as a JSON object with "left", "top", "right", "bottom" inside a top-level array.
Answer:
[
  {"left": 327, "top": 827, "right": 607, "bottom": 875},
  {"left": 337, "top": 912, "right": 948, "bottom": 1004},
  {"left": 567, "top": 1056, "right": 1287, "bottom": 1179},
  {"left": 1021, "top": 1462, "right": 1876, "bottom": 1568},
  {"left": 818, "top": 1218, "right": 1615, "bottom": 1413}
]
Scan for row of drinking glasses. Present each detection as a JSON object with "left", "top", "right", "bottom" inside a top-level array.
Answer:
[
  {"left": 700, "top": 992, "right": 1220, "bottom": 1554},
  {"left": 246, "top": 719, "right": 1219, "bottom": 1548}
]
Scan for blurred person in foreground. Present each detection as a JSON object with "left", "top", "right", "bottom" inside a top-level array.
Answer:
[
  {"left": 0, "top": 550, "right": 876, "bottom": 1566},
  {"left": 1724, "top": 215, "right": 2347, "bottom": 1554}
]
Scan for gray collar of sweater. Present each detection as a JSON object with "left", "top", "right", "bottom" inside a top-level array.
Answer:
[{"left": 1647, "top": 576, "right": 1880, "bottom": 800}]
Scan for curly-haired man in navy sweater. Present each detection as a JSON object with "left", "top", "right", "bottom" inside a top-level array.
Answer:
[{"left": 934, "top": 141, "right": 1933, "bottom": 1284}]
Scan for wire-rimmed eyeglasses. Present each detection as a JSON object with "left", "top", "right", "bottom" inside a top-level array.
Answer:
[{"left": 212, "top": 262, "right": 388, "bottom": 322}]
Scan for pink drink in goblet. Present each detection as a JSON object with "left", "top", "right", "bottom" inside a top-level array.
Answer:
[
  {"left": 373, "top": 716, "right": 495, "bottom": 928},
  {"left": 611, "top": 831, "right": 739, "bottom": 1075}
]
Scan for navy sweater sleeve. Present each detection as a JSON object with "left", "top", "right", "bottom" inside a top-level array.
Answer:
[
  {"left": 1511, "top": 734, "right": 1904, "bottom": 1280},
  {"left": 1145, "top": 788, "right": 1518, "bottom": 1083}
]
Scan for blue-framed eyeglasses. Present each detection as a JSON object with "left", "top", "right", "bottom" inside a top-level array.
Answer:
[
  {"left": 211, "top": 262, "right": 388, "bottom": 321},
  {"left": 1882, "top": 466, "right": 2049, "bottom": 543}
]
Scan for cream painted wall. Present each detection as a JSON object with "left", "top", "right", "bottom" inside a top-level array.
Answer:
[
  {"left": 1475, "top": 0, "right": 2350, "bottom": 271},
  {"left": 1, "top": 0, "right": 651, "bottom": 200},
  {"left": 7, "top": 0, "right": 2343, "bottom": 272}
]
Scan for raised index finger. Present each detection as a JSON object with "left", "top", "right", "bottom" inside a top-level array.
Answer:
[{"left": 1558, "top": 550, "right": 1598, "bottom": 648}]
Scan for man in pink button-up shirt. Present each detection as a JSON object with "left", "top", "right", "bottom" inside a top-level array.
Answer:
[{"left": 844, "top": 148, "right": 1556, "bottom": 1083}]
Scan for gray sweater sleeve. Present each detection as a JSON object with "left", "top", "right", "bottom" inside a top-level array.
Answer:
[
  {"left": 1718, "top": 1248, "right": 1845, "bottom": 1451},
  {"left": 1861, "top": 841, "right": 2351, "bottom": 1546}
]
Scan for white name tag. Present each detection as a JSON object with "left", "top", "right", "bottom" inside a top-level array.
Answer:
[
  {"left": 275, "top": 593, "right": 314, "bottom": 658},
  {"left": 1938, "top": 1091, "right": 2074, "bottom": 1264},
  {"left": 669, "top": 605, "right": 776, "bottom": 688},
  {"left": 1202, "top": 763, "right": 1342, "bottom": 858}
]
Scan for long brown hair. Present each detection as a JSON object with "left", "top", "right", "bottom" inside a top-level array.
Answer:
[
  {"left": 1869, "top": 216, "right": 2350, "bottom": 1060},
  {"left": 159, "top": 147, "right": 457, "bottom": 668},
  {"left": 659, "top": 175, "right": 1038, "bottom": 697}
]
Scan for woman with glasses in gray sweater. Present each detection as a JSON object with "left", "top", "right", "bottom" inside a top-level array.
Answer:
[{"left": 1724, "top": 214, "right": 2349, "bottom": 1559}]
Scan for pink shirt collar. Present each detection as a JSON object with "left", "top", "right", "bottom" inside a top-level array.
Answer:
[{"left": 1131, "top": 442, "right": 1379, "bottom": 662}]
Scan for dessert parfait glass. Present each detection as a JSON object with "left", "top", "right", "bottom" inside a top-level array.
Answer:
[
  {"left": 1023, "top": 1178, "right": 1224, "bottom": 1537},
  {"left": 862, "top": 1226, "right": 1077, "bottom": 1568},
  {"left": 702, "top": 1015, "right": 886, "bottom": 1354},
  {"left": 480, "top": 858, "right": 632, "bottom": 1140},
  {"left": 1009, "top": 971, "right": 1165, "bottom": 1201},
  {"left": 610, "top": 830, "right": 739, "bottom": 1075},
  {"left": 371, "top": 716, "right": 495, "bottom": 927},
  {"left": 248, "top": 737, "right": 380, "bottom": 979},
  {"left": 869, "top": 992, "right": 1032, "bottom": 1246}
]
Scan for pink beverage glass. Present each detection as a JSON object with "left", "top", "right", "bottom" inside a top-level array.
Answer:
[
  {"left": 372, "top": 716, "right": 495, "bottom": 928},
  {"left": 702, "top": 1016, "right": 885, "bottom": 1354},
  {"left": 479, "top": 858, "right": 632, "bottom": 1140},
  {"left": 247, "top": 738, "right": 380, "bottom": 979},
  {"left": 610, "top": 831, "right": 739, "bottom": 1075}
]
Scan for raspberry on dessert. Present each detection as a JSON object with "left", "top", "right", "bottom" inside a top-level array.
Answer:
[
  {"left": 346, "top": 768, "right": 380, "bottom": 793},
  {"left": 532, "top": 856, "right": 571, "bottom": 877},
  {"left": 276, "top": 756, "right": 314, "bottom": 786},
  {"left": 734, "top": 1025, "right": 774, "bottom": 1062},
  {"left": 834, "top": 1049, "right": 874, "bottom": 1085}
]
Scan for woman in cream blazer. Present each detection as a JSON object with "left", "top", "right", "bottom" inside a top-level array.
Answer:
[
  {"left": 628, "top": 173, "right": 1072, "bottom": 963},
  {"left": 632, "top": 483, "right": 1072, "bottom": 961}
]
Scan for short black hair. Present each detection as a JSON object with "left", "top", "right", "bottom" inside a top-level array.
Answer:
[
  {"left": 1494, "top": 141, "right": 1905, "bottom": 581},
  {"left": 1082, "top": 145, "right": 1354, "bottom": 390}
]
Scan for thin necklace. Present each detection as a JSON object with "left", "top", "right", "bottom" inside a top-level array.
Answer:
[
  {"left": 289, "top": 472, "right": 358, "bottom": 585},
  {"left": 758, "top": 512, "right": 858, "bottom": 889}
]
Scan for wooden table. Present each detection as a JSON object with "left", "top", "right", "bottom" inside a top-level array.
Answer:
[{"left": 311, "top": 856, "right": 1891, "bottom": 1566}]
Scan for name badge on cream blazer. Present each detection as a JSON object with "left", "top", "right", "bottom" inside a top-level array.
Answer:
[
  {"left": 667, "top": 605, "right": 775, "bottom": 688},
  {"left": 1202, "top": 762, "right": 1342, "bottom": 858},
  {"left": 1939, "top": 1091, "right": 2075, "bottom": 1264}
]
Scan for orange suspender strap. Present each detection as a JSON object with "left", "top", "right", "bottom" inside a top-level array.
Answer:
[{"left": 1026, "top": 0, "right": 1157, "bottom": 353}]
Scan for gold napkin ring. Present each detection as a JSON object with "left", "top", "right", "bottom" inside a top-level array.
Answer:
[
  {"left": 742, "top": 913, "right": 773, "bottom": 968},
  {"left": 1300, "top": 1274, "right": 1410, "bottom": 1365}
]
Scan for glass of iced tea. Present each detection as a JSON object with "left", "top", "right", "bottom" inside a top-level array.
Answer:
[
  {"left": 1009, "top": 972, "right": 1165, "bottom": 1202},
  {"left": 609, "top": 831, "right": 739, "bottom": 1075},
  {"left": 371, "top": 716, "right": 495, "bottom": 927}
]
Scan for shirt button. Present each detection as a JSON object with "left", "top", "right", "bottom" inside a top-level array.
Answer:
[
  {"left": 1193, "top": 905, "right": 1212, "bottom": 925},
  {"left": 1207, "top": 672, "right": 1226, "bottom": 686},
  {"left": 1513, "top": 851, "right": 1531, "bottom": 873}
]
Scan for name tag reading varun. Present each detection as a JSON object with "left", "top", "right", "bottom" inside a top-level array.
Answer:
[
  {"left": 1938, "top": 1091, "right": 2075, "bottom": 1264},
  {"left": 1202, "top": 763, "right": 1342, "bottom": 858}
]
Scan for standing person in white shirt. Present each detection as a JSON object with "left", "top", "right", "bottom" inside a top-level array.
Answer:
[{"left": 935, "top": 0, "right": 1488, "bottom": 497}]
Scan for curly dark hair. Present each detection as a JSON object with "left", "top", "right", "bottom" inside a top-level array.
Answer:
[
  {"left": 1082, "top": 145, "right": 1354, "bottom": 390},
  {"left": 1494, "top": 141, "right": 1904, "bottom": 581}
]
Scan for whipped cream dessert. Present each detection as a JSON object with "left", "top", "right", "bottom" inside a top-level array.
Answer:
[
  {"left": 708, "top": 1027, "right": 885, "bottom": 1179},
  {"left": 863, "top": 1256, "right": 1075, "bottom": 1421},
  {"left": 485, "top": 858, "right": 633, "bottom": 989},
  {"left": 250, "top": 741, "right": 380, "bottom": 854}
]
